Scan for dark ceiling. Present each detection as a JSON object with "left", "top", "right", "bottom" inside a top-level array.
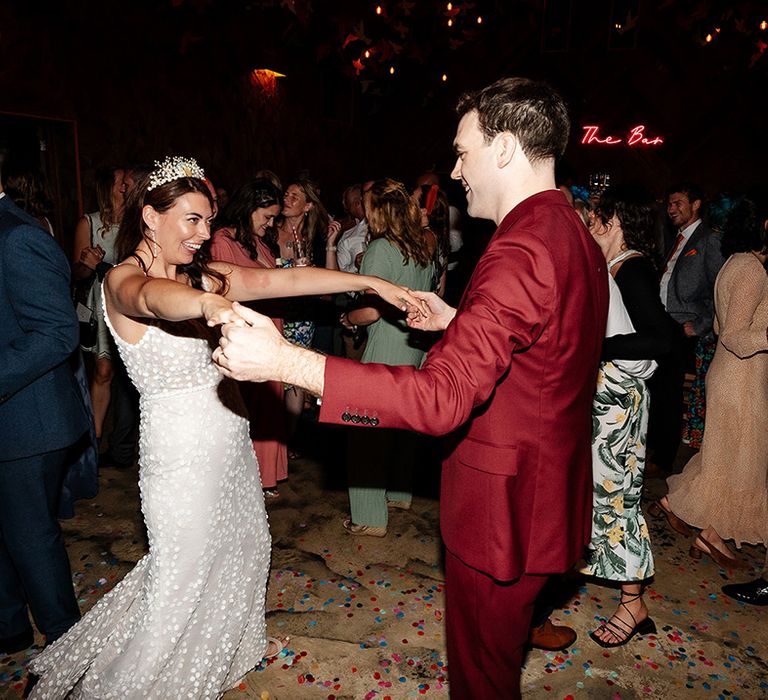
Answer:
[{"left": 1, "top": 0, "right": 766, "bottom": 222}]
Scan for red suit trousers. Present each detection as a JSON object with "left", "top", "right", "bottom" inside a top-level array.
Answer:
[{"left": 445, "top": 550, "right": 549, "bottom": 699}]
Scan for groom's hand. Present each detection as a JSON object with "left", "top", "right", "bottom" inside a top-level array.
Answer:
[
  {"left": 214, "top": 303, "right": 287, "bottom": 382},
  {"left": 214, "top": 303, "right": 327, "bottom": 396}
]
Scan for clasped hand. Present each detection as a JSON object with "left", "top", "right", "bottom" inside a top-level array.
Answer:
[
  {"left": 212, "top": 303, "right": 286, "bottom": 382},
  {"left": 404, "top": 291, "right": 457, "bottom": 332}
]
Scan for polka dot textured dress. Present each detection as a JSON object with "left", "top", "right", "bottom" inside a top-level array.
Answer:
[{"left": 29, "top": 303, "right": 271, "bottom": 699}]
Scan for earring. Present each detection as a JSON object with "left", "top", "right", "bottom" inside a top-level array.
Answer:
[{"left": 149, "top": 229, "right": 158, "bottom": 256}]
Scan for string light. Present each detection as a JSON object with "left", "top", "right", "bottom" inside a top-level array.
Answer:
[
  {"left": 441, "top": 73, "right": 448, "bottom": 82},
  {"left": 705, "top": 33, "right": 713, "bottom": 42},
  {"left": 477, "top": 16, "right": 483, "bottom": 24},
  {"left": 715, "top": 26, "right": 721, "bottom": 33},
  {"left": 389, "top": 66, "right": 395, "bottom": 75},
  {"left": 364, "top": 49, "right": 371, "bottom": 58},
  {"left": 447, "top": 2, "right": 452, "bottom": 10},
  {"left": 375, "top": 5, "right": 382, "bottom": 15},
  {"left": 761, "top": 20, "right": 767, "bottom": 30},
  {"left": 447, "top": 18, "right": 453, "bottom": 27}
]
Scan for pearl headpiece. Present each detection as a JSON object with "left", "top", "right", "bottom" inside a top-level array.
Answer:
[{"left": 147, "top": 156, "right": 206, "bottom": 191}]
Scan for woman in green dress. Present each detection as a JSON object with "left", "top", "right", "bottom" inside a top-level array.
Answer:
[{"left": 341, "top": 179, "right": 436, "bottom": 537}]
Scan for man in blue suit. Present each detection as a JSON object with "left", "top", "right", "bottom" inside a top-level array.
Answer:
[{"left": 0, "top": 182, "right": 88, "bottom": 654}]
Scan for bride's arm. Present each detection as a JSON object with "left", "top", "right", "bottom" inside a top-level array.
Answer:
[
  {"left": 105, "top": 265, "right": 237, "bottom": 325},
  {"left": 212, "top": 262, "right": 421, "bottom": 313}
]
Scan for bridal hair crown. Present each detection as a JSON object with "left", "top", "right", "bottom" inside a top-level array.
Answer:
[{"left": 147, "top": 156, "right": 206, "bottom": 191}]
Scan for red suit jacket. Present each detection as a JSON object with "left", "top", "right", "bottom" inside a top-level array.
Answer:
[{"left": 320, "top": 191, "right": 608, "bottom": 581}]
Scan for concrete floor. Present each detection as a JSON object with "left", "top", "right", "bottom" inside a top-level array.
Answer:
[{"left": 1, "top": 432, "right": 766, "bottom": 699}]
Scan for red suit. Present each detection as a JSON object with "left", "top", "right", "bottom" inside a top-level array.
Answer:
[{"left": 319, "top": 191, "right": 608, "bottom": 697}]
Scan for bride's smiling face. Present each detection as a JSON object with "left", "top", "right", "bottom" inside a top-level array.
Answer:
[{"left": 145, "top": 192, "right": 214, "bottom": 264}]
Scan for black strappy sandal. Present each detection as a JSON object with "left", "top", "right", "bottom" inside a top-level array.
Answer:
[{"left": 589, "top": 593, "right": 656, "bottom": 648}]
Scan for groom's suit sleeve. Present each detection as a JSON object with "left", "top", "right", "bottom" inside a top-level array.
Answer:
[{"left": 318, "top": 227, "right": 554, "bottom": 435}]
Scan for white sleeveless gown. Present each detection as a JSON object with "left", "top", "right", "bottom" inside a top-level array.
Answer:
[{"left": 29, "top": 303, "right": 271, "bottom": 698}]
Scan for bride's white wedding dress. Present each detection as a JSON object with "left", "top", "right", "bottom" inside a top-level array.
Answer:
[{"left": 30, "top": 299, "right": 271, "bottom": 699}]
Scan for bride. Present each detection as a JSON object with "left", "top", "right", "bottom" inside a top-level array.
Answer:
[{"left": 28, "top": 157, "right": 420, "bottom": 699}]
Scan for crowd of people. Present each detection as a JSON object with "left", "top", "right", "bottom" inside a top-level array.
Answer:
[{"left": 1, "top": 75, "right": 766, "bottom": 699}]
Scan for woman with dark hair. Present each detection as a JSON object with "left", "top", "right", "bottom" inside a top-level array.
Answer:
[
  {"left": 209, "top": 178, "right": 287, "bottom": 498},
  {"left": 582, "top": 185, "right": 677, "bottom": 647},
  {"left": 660, "top": 195, "right": 768, "bottom": 569},
  {"left": 341, "top": 178, "right": 436, "bottom": 537},
  {"left": 274, "top": 176, "right": 342, "bottom": 451},
  {"left": 71, "top": 165, "right": 126, "bottom": 441},
  {"left": 27, "top": 157, "right": 421, "bottom": 698}
]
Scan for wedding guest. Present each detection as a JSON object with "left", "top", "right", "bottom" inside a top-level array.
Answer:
[
  {"left": 336, "top": 183, "right": 369, "bottom": 274},
  {"left": 1, "top": 163, "right": 99, "bottom": 515},
  {"left": 659, "top": 194, "right": 768, "bottom": 569},
  {"left": 72, "top": 166, "right": 125, "bottom": 442},
  {"left": 681, "top": 193, "right": 738, "bottom": 449},
  {"left": 0, "top": 179, "right": 87, "bottom": 656},
  {"left": 583, "top": 186, "right": 676, "bottom": 646},
  {"left": 210, "top": 178, "right": 288, "bottom": 498},
  {"left": 336, "top": 182, "right": 370, "bottom": 360},
  {"left": 413, "top": 182, "right": 450, "bottom": 296},
  {"left": 274, "top": 177, "right": 342, "bottom": 452},
  {"left": 416, "top": 171, "right": 463, "bottom": 304},
  {"left": 342, "top": 179, "right": 436, "bottom": 536},
  {"left": 646, "top": 183, "right": 724, "bottom": 476}
]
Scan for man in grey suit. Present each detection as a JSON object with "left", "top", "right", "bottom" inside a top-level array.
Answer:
[
  {"left": 647, "top": 182, "right": 725, "bottom": 474},
  {"left": 0, "top": 181, "right": 87, "bottom": 654}
]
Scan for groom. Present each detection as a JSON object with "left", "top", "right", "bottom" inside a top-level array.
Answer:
[{"left": 215, "top": 77, "right": 608, "bottom": 698}]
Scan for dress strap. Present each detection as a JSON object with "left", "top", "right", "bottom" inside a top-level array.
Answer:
[
  {"left": 129, "top": 253, "right": 149, "bottom": 275},
  {"left": 607, "top": 249, "right": 641, "bottom": 272}
]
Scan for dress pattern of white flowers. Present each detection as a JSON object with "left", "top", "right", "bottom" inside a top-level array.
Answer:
[
  {"left": 29, "top": 304, "right": 271, "bottom": 699},
  {"left": 582, "top": 361, "right": 654, "bottom": 581}
]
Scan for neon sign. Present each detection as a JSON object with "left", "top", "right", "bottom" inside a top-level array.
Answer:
[{"left": 581, "top": 125, "right": 664, "bottom": 146}]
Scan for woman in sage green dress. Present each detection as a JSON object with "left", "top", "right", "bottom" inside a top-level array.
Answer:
[{"left": 341, "top": 179, "right": 436, "bottom": 537}]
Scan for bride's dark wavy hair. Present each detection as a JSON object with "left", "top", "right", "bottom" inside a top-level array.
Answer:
[{"left": 116, "top": 173, "right": 228, "bottom": 293}]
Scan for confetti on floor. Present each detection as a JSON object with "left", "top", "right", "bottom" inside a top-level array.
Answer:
[{"left": 2, "top": 445, "right": 766, "bottom": 699}]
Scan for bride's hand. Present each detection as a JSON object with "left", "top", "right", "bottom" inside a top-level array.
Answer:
[
  {"left": 405, "top": 291, "right": 456, "bottom": 331},
  {"left": 201, "top": 294, "right": 247, "bottom": 327},
  {"left": 362, "top": 278, "right": 429, "bottom": 317}
]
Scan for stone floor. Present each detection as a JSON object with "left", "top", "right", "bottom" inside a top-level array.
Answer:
[{"left": 1, "top": 431, "right": 767, "bottom": 699}]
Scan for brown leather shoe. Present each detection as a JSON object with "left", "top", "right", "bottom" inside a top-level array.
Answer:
[{"left": 528, "top": 618, "right": 577, "bottom": 651}]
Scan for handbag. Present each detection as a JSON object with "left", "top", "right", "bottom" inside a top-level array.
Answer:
[{"left": 72, "top": 214, "right": 98, "bottom": 349}]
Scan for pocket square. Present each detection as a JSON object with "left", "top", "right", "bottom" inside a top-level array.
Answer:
[{"left": 684, "top": 249, "right": 698, "bottom": 257}]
